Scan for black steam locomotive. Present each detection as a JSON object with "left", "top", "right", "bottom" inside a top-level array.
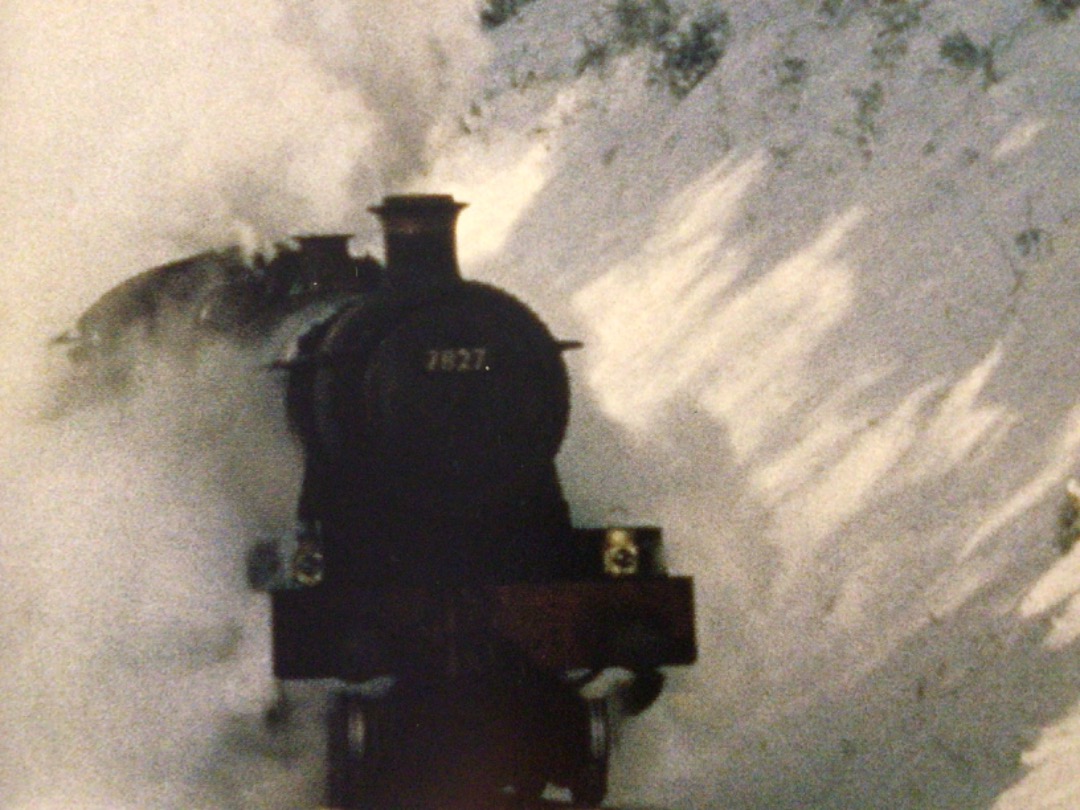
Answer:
[{"left": 58, "top": 195, "right": 696, "bottom": 808}]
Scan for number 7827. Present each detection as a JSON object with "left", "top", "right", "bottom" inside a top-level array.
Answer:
[{"left": 425, "top": 347, "right": 490, "bottom": 373}]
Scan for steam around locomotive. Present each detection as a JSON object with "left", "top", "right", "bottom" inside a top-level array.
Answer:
[{"left": 58, "top": 195, "right": 696, "bottom": 809}]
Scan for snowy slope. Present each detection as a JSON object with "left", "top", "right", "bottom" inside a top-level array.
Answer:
[
  {"left": 2, "top": 1, "right": 1080, "bottom": 809},
  {"left": 423, "top": 2, "right": 1080, "bottom": 807}
]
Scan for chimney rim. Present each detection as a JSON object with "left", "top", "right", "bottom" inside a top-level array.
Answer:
[{"left": 369, "top": 193, "right": 468, "bottom": 218}]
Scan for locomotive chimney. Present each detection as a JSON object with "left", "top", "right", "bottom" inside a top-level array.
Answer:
[{"left": 370, "top": 194, "right": 467, "bottom": 288}]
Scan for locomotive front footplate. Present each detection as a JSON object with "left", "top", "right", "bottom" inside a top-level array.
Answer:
[{"left": 273, "top": 535, "right": 696, "bottom": 809}]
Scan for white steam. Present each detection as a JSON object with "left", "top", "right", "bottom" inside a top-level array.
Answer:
[
  {"left": 0, "top": 2, "right": 487, "bottom": 807},
  {"left": 0, "top": 0, "right": 487, "bottom": 403}
]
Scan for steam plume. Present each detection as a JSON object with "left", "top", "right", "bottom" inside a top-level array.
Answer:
[{"left": 0, "top": 2, "right": 487, "bottom": 807}]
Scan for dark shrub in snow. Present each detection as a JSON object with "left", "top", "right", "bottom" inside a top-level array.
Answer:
[
  {"left": 652, "top": 9, "right": 731, "bottom": 97},
  {"left": 575, "top": 1, "right": 731, "bottom": 98},
  {"left": 481, "top": 0, "right": 537, "bottom": 28},
  {"left": 1036, "top": 0, "right": 1079, "bottom": 22}
]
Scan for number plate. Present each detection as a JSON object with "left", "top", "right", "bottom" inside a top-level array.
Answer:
[{"left": 425, "top": 348, "right": 490, "bottom": 373}]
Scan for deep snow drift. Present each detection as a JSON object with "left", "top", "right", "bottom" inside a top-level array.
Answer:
[
  {"left": 2, "top": 1, "right": 1080, "bottom": 808},
  {"left": 427, "top": 3, "right": 1080, "bottom": 807}
]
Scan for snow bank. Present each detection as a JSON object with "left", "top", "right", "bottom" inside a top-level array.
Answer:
[{"left": 425, "top": 1, "right": 1080, "bottom": 807}]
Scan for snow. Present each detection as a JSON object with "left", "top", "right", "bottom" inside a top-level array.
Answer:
[
  {"left": 2, "top": 0, "right": 1080, "bottom": 808},
  {"left": 424, "top": 2, "right": 1080, "bottom": 807}
]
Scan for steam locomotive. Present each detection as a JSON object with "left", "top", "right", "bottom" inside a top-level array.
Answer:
[{"left": 58, "top": 195, "right": 696, "bottom": 808}]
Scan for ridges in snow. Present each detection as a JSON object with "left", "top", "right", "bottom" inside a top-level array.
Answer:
[{"left": 426, "top": 1, "right": 1080, "bottom": 807}]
